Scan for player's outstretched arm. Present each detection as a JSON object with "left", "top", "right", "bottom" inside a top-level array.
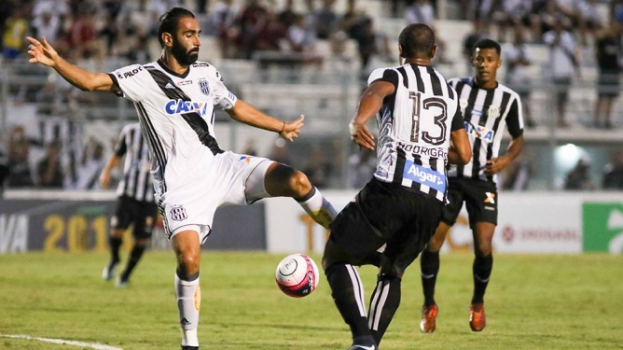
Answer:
[
  {"left": 349, "top": 80, "right": 395, "bottom": 150},
  {"left": 226, "top": 99, "right": 304, "bottom": 142},
  {"left": 448, "top": 128, "right": 472, "bottom": 165},
  {"left": 26, "top": 36, "right": 114, "bottom": 92}
]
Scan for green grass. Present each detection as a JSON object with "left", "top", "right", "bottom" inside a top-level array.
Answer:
[{"left": 0, "top": 252, "right": 622, "bottom": 349}]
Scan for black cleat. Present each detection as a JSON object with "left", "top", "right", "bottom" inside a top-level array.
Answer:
[{"left": 181, "top": 346, "right": 198, "bottom": 350}]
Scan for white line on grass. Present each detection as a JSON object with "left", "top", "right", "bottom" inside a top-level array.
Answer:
[{"left": 0, "top": 334, "right": 123, "bottom": 350}]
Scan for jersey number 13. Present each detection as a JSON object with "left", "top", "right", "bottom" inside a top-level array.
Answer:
[{"left": 409, "top": 91, "right": 448, "bottom": 146}]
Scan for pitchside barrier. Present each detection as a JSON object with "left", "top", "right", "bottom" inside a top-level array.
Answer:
[{"left": 1, "top": 190, "right": 622, "bottom": 254}]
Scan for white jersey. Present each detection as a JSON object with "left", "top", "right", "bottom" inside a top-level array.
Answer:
[
  {"left": 109, "top": 60, "right": 237, "bottom": 194},
  {"left": 368, "top": 63, "right": 464, "bottom": 202}
]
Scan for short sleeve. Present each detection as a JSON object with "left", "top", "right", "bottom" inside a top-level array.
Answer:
[
  {"left": 210, "top": 68, "right": 238, "bottom": 110},
  {"left": 114, "top": 127, "right": 129, "bottom": 157},
  {"left": 108, "top": 64, "right": 149, "bottom": 102},
  {"left": 451, "top": 107, "right": 465, "bottom": 131},
  {"left": 506, "top": 97, "right": 524, "bottom": 139},
  {"left": 367, "top": 68, "right": 399, "bottom": 88}
]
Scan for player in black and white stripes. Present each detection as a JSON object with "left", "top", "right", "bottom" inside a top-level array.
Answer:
[
  {"left": 419, "top": 38, "right": 524, "bottom": 333},
  {"left": 322, "top": 24, "right": 472, "bottom": 350},
  {"left": 100, "top": 123, "right": 157, "bottom": 287}
]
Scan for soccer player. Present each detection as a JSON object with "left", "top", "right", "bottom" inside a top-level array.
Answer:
[
  {"left": 322, "top": 24, "right": 472, "bottom": 350},
  {"left": 419, "top": 38, "right": 524, "bottom": 333},
  {"left": 27, "top": 8, "right": 337, "bottom": 350},
  {"left": 100, "top": 123, "right": 157, "bottom": 288}
]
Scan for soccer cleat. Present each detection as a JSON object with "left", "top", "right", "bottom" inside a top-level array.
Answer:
[
  {"left": 420, "top": 304, "right": 438, "bottom": 333},
  {"left": 181, "top": 346, "right": 198, "bottom": 350},
  {"left": 102, "top": 260, "right": 119, "bottom": 281},
  {"left": 348, "top": 345, "right": 376, "bottom": 350},
  {"left": 469, "top": 303, "right": 486, "bottom": 332},
  {"left": 114, "top": 277, "right": 129, "bottom": 288}
]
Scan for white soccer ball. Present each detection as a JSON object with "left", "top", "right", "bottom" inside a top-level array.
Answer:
[{"left": 275, "top": 254, "right": 320, "bottom": 298}]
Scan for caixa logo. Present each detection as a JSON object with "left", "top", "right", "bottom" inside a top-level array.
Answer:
[
  {"left": 164, "top": 100, "right": 209, "bottom": 116},
  {"left": 465, "top": 122, "right": 494, "bottom": 143}
]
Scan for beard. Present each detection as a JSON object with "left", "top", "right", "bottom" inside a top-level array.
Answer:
[{"left": 171, "top": 40, "right": 199, "bottom": 66}]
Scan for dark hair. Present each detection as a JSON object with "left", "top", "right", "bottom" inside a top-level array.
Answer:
[
  {"left": 472, "top": 38, "right": 501, "bottom": 56},
  {"left": 158, "top": 7, "right": 196, "bottom": 48},
  {"left": 398, "top": 23, "right": 435, "bottom": 58}
]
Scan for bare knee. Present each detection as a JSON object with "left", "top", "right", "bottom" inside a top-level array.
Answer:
[
  {"left": 172, "top": 231, "right": 201, "bottom": 277},
  {"left": 265, "top": 163, "right": 312, "bottom": 198},
  {"left": 289, "top": 170, "right": 312, "bottom": 198},
  {"left": 475, "top": 240, "right": 492, "bottom": 256}
]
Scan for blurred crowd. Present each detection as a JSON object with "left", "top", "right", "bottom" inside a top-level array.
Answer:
[{"left": 1, "top": 0, "right": 623, "bottom": 194}]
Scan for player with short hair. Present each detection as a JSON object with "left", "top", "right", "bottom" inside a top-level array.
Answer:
[
  {"left": 419, "top": 38, "right": 524, "bottom": 333},
  {"left": 322, "top": 23, "right": 472, "bottom": 350},
  {"left": 100, "top": 123, "right": 157, "bottom": 288},
  {"left": 27, "top": 7, "right": 337, "bottom": 350}
]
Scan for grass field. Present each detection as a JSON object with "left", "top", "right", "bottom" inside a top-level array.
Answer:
[{"left": 1, "top": 251, "right": 622, "bottom": 350}]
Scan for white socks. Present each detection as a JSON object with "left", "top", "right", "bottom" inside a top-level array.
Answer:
[
  {"left": 297, "top": 187, "right": 337, "bottom": 229},
  {"left": 175, "top": 273, "right": 201, "bottom": 347}
]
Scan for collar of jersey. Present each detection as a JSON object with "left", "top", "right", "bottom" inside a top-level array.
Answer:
[{"left": 157, "top": 59, "right": 191, "bottom": 79}]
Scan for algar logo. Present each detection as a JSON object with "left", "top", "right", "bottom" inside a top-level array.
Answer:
[{"left": 164, "top": 100, "right": 209, "bottom": 116}]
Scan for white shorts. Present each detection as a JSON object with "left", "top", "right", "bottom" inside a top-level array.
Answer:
[{"left": 155, "top": 151, "right": 272, "bottom": 243}]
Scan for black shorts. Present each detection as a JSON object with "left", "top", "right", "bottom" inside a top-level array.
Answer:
[
  {"left": 111, "top": 196, "right": 158, "bottom": 239},
  {"left": 442, "top": 178, "right": 498, "bottom": 227},
  {"left": 326, "top": 178, "right": 443, "bottom": 276}
]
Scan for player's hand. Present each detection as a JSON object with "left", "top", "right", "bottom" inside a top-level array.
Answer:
[
  {"left": 349, "top": 121, "right": 375, "bottom": 150},
  {"left": 99, "top": 171, "right": 111, "bottom": 189},
  {"left": 26, "top": 36, "right": 58, "bottom": 67},
  {"left": 279, "top": 114, "right": 304, "bottom": 142},
  {"left": 484, "top": 156, "right": 510, "bottom": 175}
]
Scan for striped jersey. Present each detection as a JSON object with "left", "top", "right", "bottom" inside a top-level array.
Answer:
[
  {"left": 368, "top": 63, "right": 465, "bottom": 202},
  {"left": 448, "top": 77, "right": 524, "bottom": 183},
  {"left": 114, "top": 123, "right": 154, "bottom": 202},
  {"left": 108, "top": 60, "right": 237, "bottom": 194}
]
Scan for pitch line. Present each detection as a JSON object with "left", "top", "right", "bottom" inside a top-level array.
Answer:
[{"left": 0, "top": 334, "right": 123, "bottom": 350}]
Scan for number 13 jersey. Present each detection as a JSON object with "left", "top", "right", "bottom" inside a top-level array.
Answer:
[{"left": 368, "top": 63, "right": 465, "bottom": 202}]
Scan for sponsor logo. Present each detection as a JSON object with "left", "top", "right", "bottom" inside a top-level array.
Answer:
[
  {"left": 177, "top": 80, "right": 193, "bottom": 86},
  {"left": 199, "top": 78, "right": 210, "bottom": 95},
  {"left": 116, "top": 66, "right": 142, "bottom": 79},
  {"left": 164, "top": 100, "right": 209, "bottom": 116},
  {"left": 239, "top": 156, "right": 251, "bottom": 163},
  {"left": 582, "top": 203, "right": 623, "bottom": 253},
  {"left": 484, "top": 192, "right": 496, "bottom": 204},
  {"left": 403, "top": 160, "right": 446, "bottom": 192},
  {"left": 465, "top": 122, "right": 494, "bottom": 143},
  {"left": 165, "top": 83, "right": 176, "bottom": 90},
  {"left": 170, "top": 205, "right": 188, "bottom": 221},
  {"left": 180, "top": 318, "right": 191, "bottom": 326},
  {"left": 192, "top": 62, "right": 210, "bottom": 68},
  {"left": 397, "top": 142, "right": 447, "bottom": 159},
  {"left": 502, "top": 225, "right": 580, "bottom": 243}
]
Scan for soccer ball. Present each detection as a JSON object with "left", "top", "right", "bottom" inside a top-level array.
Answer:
[{"left": 275, "top": 254, "right": 320, "bottom": 298}]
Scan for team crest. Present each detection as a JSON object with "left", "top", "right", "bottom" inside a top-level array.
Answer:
[
  {"left": 487, "top": 105, "right": 501, "bottom": 118},
  {"left": 199, "top": 79, "right": 210, "bottom": 96},
  {"left": 459, "top": 99, "right": 468, "bottom": 111},
  {"left": 170, "top": 205, "right": 188, "bottom": 221}
]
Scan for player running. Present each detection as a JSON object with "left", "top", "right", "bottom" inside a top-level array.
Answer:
[
  {"left": 27, "top": 7, "right": 336, "bottom": 349},
  {"left": 100, "top": 123, "right": 157, "bottom": 287},
  {"left": 419, "top": 38, "right": 524, "bottom": 333},
  {"left": 322, "top": 24, "right": 472, "bottom": 350}
]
